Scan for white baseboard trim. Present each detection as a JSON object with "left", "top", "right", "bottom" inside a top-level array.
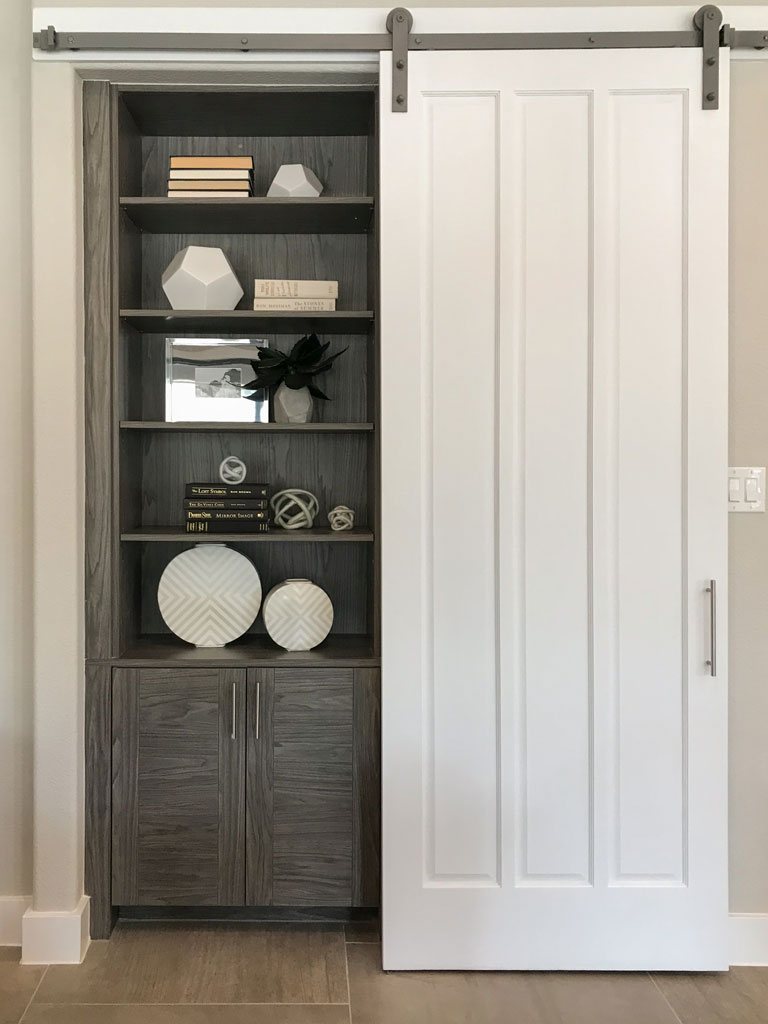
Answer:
[
  {"left": 0, "top": 896, "right": 31, "bottom": 946},
  {"left": 730, "top": 913, "right": 768, "bottom": 966},
  {"left": 21, "top": 896, "right": 90, "bottom": 964}
]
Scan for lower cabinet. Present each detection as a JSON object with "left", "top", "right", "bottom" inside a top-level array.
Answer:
[{"left": 111, "top": 665, "right": 380, "bottom": 909}]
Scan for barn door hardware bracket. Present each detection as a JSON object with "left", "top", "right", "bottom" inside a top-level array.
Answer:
[
  {"left": 387, "top": 8, "right": 414, "bottom": 112},
  {"left": 694, "top": 5, "right": 723, "bottom": 109},
  {"left": 35, "top": 25, "right": 58, "bottom": 52}
]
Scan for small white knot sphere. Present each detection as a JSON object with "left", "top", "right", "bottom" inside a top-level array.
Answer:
[
  {"left": 271, "top": 489, "right": 319, "bottom": 530},
  {"left": 219, "top": 455, "right": 247, "bottom": 485},
  {"left": 328, "top": 505, "right": 355, "bottom": 531}
]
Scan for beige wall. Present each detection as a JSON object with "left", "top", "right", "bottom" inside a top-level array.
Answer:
[
  {"left": 0, "top": 0, "right": 32, "bottom": 904},
  {"left": 10, "top": 4, "right": 768, "bottom": 920},
  {"left": 729, "top": 59, "right": 768, "bottom": 913}
]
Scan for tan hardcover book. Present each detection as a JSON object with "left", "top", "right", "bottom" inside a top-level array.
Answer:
[
  {"left": 169, "top": 169, "right": 253, "bottom": 180},
  {"left": 254, "top": 279, "right": 339, "bottom": 299},
  {"left": 167, "top": 191, "right": 252, "bottom": 198},
  {"left": 168, "top": 180, "right": 251, "bottom": 191},
  {"left": 170, "top": 155, "right": 254, "bottom": 169},
  {"left": 252, "top": 298, "right": 336, "bottom": 311}
]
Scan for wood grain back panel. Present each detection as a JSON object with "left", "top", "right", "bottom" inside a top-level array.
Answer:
[
  {"left": 142, "top": 134, "right": 368, "bottom": 199},
  {"left": 139, "top": 541, "right": 371, "bottom": 637}
]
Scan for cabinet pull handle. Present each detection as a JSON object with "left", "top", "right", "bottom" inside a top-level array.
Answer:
[
  {"left": 231, "top": 682, "right": 237, "bottom": 740},
  {"left": 706, "top": 580, "right": 717, "bottom": 677},
  {"left": 255, "top": 681, "right": 260, "bottom": 740}
]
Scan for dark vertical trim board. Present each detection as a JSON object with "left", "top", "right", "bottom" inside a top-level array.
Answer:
[
  {"left": 83, "top": 80, "right": 114, "bottom": 661},
  {"left": 353, "top": 668, "right": 381, "bottom": 906},
  {"left": 111, "top": 668, "right": 140, "bottom": 904},
  {"left": 85, "top": 664, "right": 117, "bottom": 938}
]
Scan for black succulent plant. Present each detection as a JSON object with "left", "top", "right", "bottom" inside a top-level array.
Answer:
[{"left": 243, "top": 333, "right": 346, "bottom": 401}]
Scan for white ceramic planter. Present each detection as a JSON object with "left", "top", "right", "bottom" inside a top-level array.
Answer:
[
  {"left": 273, "top": 383, "right": 314, "bottom": 424},
  {"left": 262, "top": 579, "right": 334, "bottom": 651}
]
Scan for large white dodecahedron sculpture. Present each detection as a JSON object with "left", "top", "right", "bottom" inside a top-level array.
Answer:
[
  {"left": 162, "top": 245, "right": 244, "bottom": 310},
  {"left": 267, "top": 164, "right": 324, "bottom": 198}
]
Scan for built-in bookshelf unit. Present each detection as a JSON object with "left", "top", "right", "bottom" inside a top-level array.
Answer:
[
  {"left": 84, "top": 78, "right": 381, "bottom": 936},
  {"left": 93, "top": 82, "right": 382, "bottom": 665}
]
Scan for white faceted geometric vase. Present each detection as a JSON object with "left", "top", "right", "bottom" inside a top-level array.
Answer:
[
  {"left": 266, "top": 164, "right": 324, "bottom": 198},
  {"left": 263, "top": 579, "right": 333, "bottom": 652},
  {"left": 162, "top": 245, "right": 244, "bottom": 310},
  {"left": 158, "top": 545, "right": 262, "bottom": 648}
]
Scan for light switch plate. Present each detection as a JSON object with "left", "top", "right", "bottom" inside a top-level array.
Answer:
[{"left": 729, "top": 466, "right": 766, "bottom": 512}]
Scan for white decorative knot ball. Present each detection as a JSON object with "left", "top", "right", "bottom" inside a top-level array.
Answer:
[
  {"left": 219, "top": 455, "right": 247, "bottom": 485},
  {"left": 271, "top": 489, "right": 319, "bottom": 530},
  {"left": 328, "top": 505, "right": 355, "bottom": 531}
]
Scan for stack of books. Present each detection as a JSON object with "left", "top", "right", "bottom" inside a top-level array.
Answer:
[
  {"left": 185, "top": 482, "right": 270, "bottom": 534},
  {"left": 253, "top": 278, "right": 339, "bottom": 313},
  {"left": 168, "top": 156, "right": 254, "bottom": 198}
]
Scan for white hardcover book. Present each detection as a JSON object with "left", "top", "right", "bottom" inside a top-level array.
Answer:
[
  {"left": 252, "top": 298, "right": 336, "bottom": 311},
  {"left": 169, "top": 169, "right": 253, "bottom": 180},
  {"left": 253, "top": 279, "right": 339, "bottom": 299},
  {"left": 167, "top": 191, "right": 252, "bottom": 198}
]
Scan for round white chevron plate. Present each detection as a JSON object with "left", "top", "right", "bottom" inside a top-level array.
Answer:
[
  {"left": 263, "top": 579, "right": 334, "bottom": 652},
  {"left": 158, "top": 545, "right": 262, "bottom": 648}
]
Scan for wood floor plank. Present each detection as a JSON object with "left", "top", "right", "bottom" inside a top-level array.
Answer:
[
  {"left": 652, "top": 967, "right": 768, "bottom": 1024},
  {"left": 0, "top": 955, "right": 46, "bottom": 1024},
  {"left": 344, "top": 921, "right": 379, "bottom": 944},
  {"left": 34, "top": 924, "right": 347, "bottom": 1006},
  {"left": 347, "top": 944, "right": 680, "bottom": 1024},
  {"left": 24, "top": 1007, "right": 348, "bottom": 1024}
]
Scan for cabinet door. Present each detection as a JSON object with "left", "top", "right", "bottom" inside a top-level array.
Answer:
[
  {"left": 247, "top": 667, "right": 380, "bottom": 907},
  {"left": 112, "top": 667, "right": 246, "bottom": 906}
]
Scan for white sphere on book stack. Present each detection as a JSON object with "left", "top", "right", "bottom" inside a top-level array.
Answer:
[
  {"left": 162, "top": 245, "right": 244, "bottom": 310},
  {"left": 263, "top": 579, "right": 334, "bottom": 652},
  {"left": 219, "top": 455, "right": 247, "bottom": 485},
  {"left": 157, "top": 545, "right": 262, "bottom": 648},
  {"left": 266, "top": 164, "right": 324, "bottom": 198}
]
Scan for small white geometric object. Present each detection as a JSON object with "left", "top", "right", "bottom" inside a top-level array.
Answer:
[
  {"left": 162, "top": 245, "right": 244, "bottom": 310},
  {"left": 263, "top": 579, "right": 334, "bottom": 652},
  {"left": 267, "top": 164, "right": 324, "bottom": 198},
  {"left": 219, "top": 455, "right": 247, "bottom": 485},
  {"left": 158, "top": 545, "right": 262, "bottom": 648},
  {"left": 271, "top": 489, "right": 319, "bottom": 530},
  {"left": 328, "top": 505, "right": 355, "bottom": 531}
]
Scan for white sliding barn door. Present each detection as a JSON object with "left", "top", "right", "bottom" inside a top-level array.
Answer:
[{"left": 380, "top": 48, "right": 728, "bottom": 970}]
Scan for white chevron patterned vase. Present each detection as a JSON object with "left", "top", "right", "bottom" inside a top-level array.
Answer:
[
  {"left": 262, "top": 579, "right": 334, "bottom": 652},
  {"left": 157, "top": 545, "right": 262, "bottom": 648}
]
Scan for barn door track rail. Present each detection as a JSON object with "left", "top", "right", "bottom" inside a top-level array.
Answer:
[{"left": 34, "top": 5, "right": 760, "bottom": 112}]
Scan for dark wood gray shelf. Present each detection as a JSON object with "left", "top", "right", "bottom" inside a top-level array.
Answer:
[
  {"left": 120, "top": 309, "right": 374, "bottom": 334},
  {"left": 120, "top": 88, "right": 376, "bottom": 138},
  {"left": 120, "top": 197, "right": 374, "bottom": 234},
  {"left": 120, "top": 527, "right": 374, "bottom": 543},
  {"left": 113, "top": 633, "right": 380, "bottom": 668},
  {"left": 120, "top": 420, "right": 374, "bottom": 433}
]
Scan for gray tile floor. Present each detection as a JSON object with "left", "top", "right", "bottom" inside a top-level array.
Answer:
[{"left": 2, "top": 923, "right": 768, "bottom": 1023}]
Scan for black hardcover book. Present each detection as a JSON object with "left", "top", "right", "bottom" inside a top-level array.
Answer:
[
  {"left": 184, "top": 498, "right": 269, "bottom": 511},
  {"left": 186, "top": 509, "right": 269, "bottom": 523},
  {"left": 186, "top": 520, "right": 270, "bottom": 534},
  {"left": 186, "top": 483, "right": 269, "bottom": 499}
]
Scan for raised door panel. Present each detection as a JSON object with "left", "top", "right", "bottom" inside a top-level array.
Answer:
[
  {"left": 112, "top": 667, "right": 245, "bottom": 906},
  {"left": 246, "top": 668, "right": 380, "bottom": 907}
]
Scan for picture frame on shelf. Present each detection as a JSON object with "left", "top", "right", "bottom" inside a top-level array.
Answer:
[{"left": 165, "top": 338, "right": 269, "bottom": 422}]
